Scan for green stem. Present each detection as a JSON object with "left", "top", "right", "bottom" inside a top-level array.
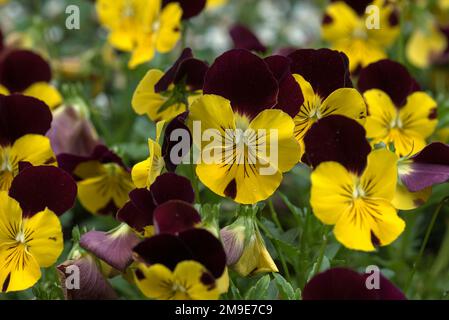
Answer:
[
  {"left": 312, "top": 225, "right": 331, "bottom": 277},
  {"left": 405, "top": 196, "right": 449, "bottom": 294},
  {"left": 268, "top": 198, "right": 283, "bottom": 231}
]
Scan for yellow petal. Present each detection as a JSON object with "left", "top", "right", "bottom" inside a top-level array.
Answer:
[
  {"left": 131, "top": 138, "right": 164, "bottom": 188},
  {"left": 0, "top": 85, "right": 9, "bottom": 95},
  {"left": 23, "top": 82, "right": 63, "bottom": 110},
  {"left": 364, "top": 89, "right": 398, "bottom": 140},
  {"left": 173, "top": 261, "right": 220, "bottom": 300},
  {"left": 0, "top": 192, "right": 22, "bottom": 244},
  {"left": 320, "top": 88, "right": 367, "bottom": 124},
  {"left": 155, "top": 3, "right": 182, "bottom": 53},
  {"left": 321, "top": 2, "right": 359, "bottom": 42},
  {"left": 392, "top": 184, "right": 432, "bottom": 210},
  {"left": 134, "top": 263, "right": 175, "bottom": 300}
]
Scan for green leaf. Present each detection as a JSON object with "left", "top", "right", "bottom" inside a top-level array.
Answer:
[
  {"left": 245, "top": 275, "right": 271, "bottom": 300},
  {"left": 273, "top": 273, "right": 296, "bottom": 300}
]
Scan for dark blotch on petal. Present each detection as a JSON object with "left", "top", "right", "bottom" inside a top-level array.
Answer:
[
  {"left": 335, "top": 0, "right": 372, "bottom": 16},
  {"left": 322, "top": 13, "right": 333, "bottom": 25},
  {"left": 389, "top": 10, "right": 399, "bottom": 26},
  {"left": 288, "top": 48, "right": 353, "bottom": 100},
  {"left": 163, "top": 0, "right": 206, "bottom": 19},
  {"left": 224, "top": 179, "right": 237, "bottom": 199},
  {"left": 0, "top": 94, "right": 52, "bottom": 146},
  {"left": 303, "top": 115, "right": 371, "bottom": 175},
  {"left": 229, "top": 24, "right": 267, "bottom": 53},
  {"left": 358, "top": 59, "right": 420, "bottom": 107},
  {"left": 203, "top": 49, "right": 279, "bottom": 119},
  {"left": 151, "top": 172, "right": 195, "bottom": 205},
  {"left": 153, "top": 200, "right": 201, "bottom": 235},
  {"left": 133, "top": 234, "right": 192, "bottom": 270},
  {"left": 179, "top": 228, "right": 227, "bottom": 279},
  {"left": 0, "top": 49, "right": 51, "bottom": 93},
  {"left": 9, "top": 165, "right": 77, "bottom": 216}
]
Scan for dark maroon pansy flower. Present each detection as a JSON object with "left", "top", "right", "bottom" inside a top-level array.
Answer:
[
  {"left": 163, "top": 0, "right": 206, "bottom": 19},
  {"left": 162, "top": 112, "right": 191, "bottom": 172},
  {"left": 79, "top": 225, "right": 141, "bottom": 272},
  {"left": 303, "top": 267, "right": 406, "bottom": 300},
  {"left": 288, "top": 48, "right": 353, "bottom": 100},
  {"left": 358, "top": 59, "right": 420, "bottom": 107},
  {"left": 117, "top": 172, "right": 195, "bottom": 232},
  {"left": 400, "top": 142, "right": 449, "bottom": 192},
  {"left": 133, "top": 228, "right": 226, "bottom": 279},
  {"left": 0, "top": 94, "right": 52, "bottom": 146},
  {"left": 57, "top": 144, "right": 127, "bottom": 178},
  {"left": 9, "top": 165, "right": 77, "bottom": 217},
  {"left": 303, "top": 115, "right": 371, "bottom": 175},
  {"left": 153, "top": 200, "right": 201, "bottom": 235},
  {"left": 229, "top": 24, "right": 267, "bottom": 53},
  {"left": 0, "top": 49, "right": 51, "bottom": 93},
  {"left": 57, "top": 254, "right": 118, "bottom": 300},
  {"left": 204, "top": 49, "right": 303, "bottom": 118},
  {"left": 155, "top": 48, "right": 208, "bottom": 93}
]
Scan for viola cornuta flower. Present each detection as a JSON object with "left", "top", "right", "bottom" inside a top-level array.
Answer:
[
  {"left": 96, "top": 0, "right": 183, "bottom": 68},
  {"left": 359, "top": 59, "right": 438, "bottom": 157}
]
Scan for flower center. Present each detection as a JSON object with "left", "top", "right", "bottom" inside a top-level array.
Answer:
[
  {"left": 352, "top": 180, "right": 366, "bottom": 199},
  {"left": 390, "top": 116, "right": 403, "bottom": 129},
  {"left": 235, "top": 113, "right": 250, "bottom": 131},
  {"left": 353, "top": 24, "right": 368, "bottom": 40},
  {"left": 122, "top": 2, "right": 135, "bottom": 18},
  {"left": 171, "top": 282, "right": 187, "bottom": 294},
  {"left": 308, "top": 95, "right": 323, "bottom": 120},
  {"left": 0, "top": 146, "right": 13, "bottom": 173},
  {"left": 15, "top": 229, "right": 26, "bottom": 244}
]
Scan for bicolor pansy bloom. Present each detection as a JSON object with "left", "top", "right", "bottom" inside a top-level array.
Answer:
[
  {"left": 321, "top": 0, "right": 400, "bottom": 72},
  {"left": 0, "top": 94, "right": 56, "bottom": 191},
  {"left": 189, "top": 49, "right": 303, "bottom": 204},
  {"left": 58, "top": 145, "right": 134, "bottom": 215},
  {"left": 0, "top": 165, "right": 77, "bottom": 293},
  {"left": 303, "top": 267, "right": 406, "bottom": 300},
  {"left": 307, "top": 116, "right": 404, "bottom": 251},
  {"left": 0, "top": 49, "right": 62, "bottom": 109},
  {"left": 287, "top": 48, "right": 367, "bottom": 157},
  {"left": 96, "top": 0, "right": 182, "bottom": 68},
  {"left": 133, "top": 228, "right": 228, "bottom": 300},
  {"left": 132, "top": 48, "right": 208, "bottom": 122},
  {"left": 359, "top": 59, "right": 438, "bottom": 157}
]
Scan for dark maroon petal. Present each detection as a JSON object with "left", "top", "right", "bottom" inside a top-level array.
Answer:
[
  {"left": 57, "top": 144, "right": 126, "bottom": 175},
  {"left": 264, "top": 55, "right": 291, "bottom": 81},
  {"left": 229, "top": 24, "right": 267, "bottom": 53},
  {"left": 116, "top": 188, "right": 156, "bottom": 232},
  {"left": 358, "top": 59, "right": 420, "bottom": 107},
  {"left": 303, "top": 267, "right": 406, "bottom": 300},
  {"left": 162, "top": 0, "right": 206, "bottom": 19},
  {"left": 80, "top": 226, "right": 141, "bottom": 272},
  {"left": 0, "top": 94, "right": 52, "bottom": 146},
  {"left": 174, "top": 58, "right": 209, "bottom": 91},
  {"left": 9, "top": 165, "right": 77, "bottom": 216},
  {"left": 153, "top": 200, "right": 201, "bottom": 235},
  {"left": 0, "top": 30, "right": 3, "bottom": 52},
  {"left": 332, "top": 0, "right": 372, "bottom": 16},
  {"left": 151, "top": 172, "right": 195, "bottom": 205},
  {"left": 288, "top": 48, "right": 353, "bottom": 100},
  {"left": 274, "top": 47, "right": 300, "bottom": 57},
  {"left": 57, "top": 254, "right": 118, "bottom": 300},
  {"left": 162, "top": 112, "right": 191, "bottom": 172},
  {"left": 133, "top": 234, "right": 193, "bottom": 270},
  {"left": 203, "top": 49, "right": 279, "bottom": 119},
  {"left": 179, "top": 228, "right": 226, "bottom": 278},
  {"left": 155, "top": 48, "right": 193, "bottom": 92},
  {"left": 0, "top": 49, "right": 51, "bottom": 93},
  {"left": 401, "top": 143, "right": 449, "bottom": 192},
  {"left": 303, "top": 115, "right": 371, "bottom": 175}
]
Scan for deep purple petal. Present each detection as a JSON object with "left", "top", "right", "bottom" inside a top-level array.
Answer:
[
  {"left": 162, "top": 0, "right": 206, "bottom": 19},
  {"left": 0, "top": 49, "right": 51, "bottom": 93},
  {"left": 288, "top": 48, "right": 353, "bottom": 100},
  {"left": 401, "top": 142, "right": 449, "bottom": 192},
  {"left": 0, "top": 94, "right": 52, "bottom": 146},
  {"left": 153, "top": 200, "right": 201, "bottom": 235},
  {"left": 303, "top": 267, "right": 406, "bottom": 300},
  {"left": 151, "top": 172, "right": 195, "bottom": 205},
  {"left": 116, "top": 188, "right": 156, "bottom": 232},
  {"left": 274, "top": 47, "right": 300, "bottom": 57},
  {"left": 229, "top": 24, "right": 267, "bottom": 53},
  {"left": 358, "top": 59, "right": 420, "bottom": 107},
  {"left": 303, "top": 115, "right": 371, "bottom": 175},
  {"left": 203, "top": 49, "right": 279, "bottom": 119},
  {"left": 155, "top": 48, "right": 193, "bottom": 92},
  {"left": 162, "top": 112, "right": 191, "bottom": 172},
  {"left": 133, "top": 234, "right": 193, "bottom": 271},
  {"left": 174, "top": 58, "right": 209, "bottom": 91},
  {"left": 80, "top": 227, "right": 141, "bottom": 272},
  {"left": 178, "top": 228, "right": 227, "bottom": 279},
  {"left": 9, "top": 165, "right": 77, "bottom": 216},
  {"left": 57, "top": 254, "right": 118, "bottom": 300}
]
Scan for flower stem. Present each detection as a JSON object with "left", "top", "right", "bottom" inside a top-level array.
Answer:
[
  {"left": 312, "top": 225, "right": 331, "bottom": 277},
  {"left": 268, "top": 198, "right": 283, "bottom": 231}
]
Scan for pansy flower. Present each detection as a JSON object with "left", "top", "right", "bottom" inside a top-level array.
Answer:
[
  {"left": 58, "top": 145, "right": 134, "bottom": 215},
  {"left": 163, "top": 0, "right": 206, "bottom": 19},
  {"left": 287, "top": 48, "right": 367, "bottom": 156},
  {"left": 307, "top": 116, "right": 405, "bottom": 251},
  {"left": 359, "top": 59, "right": 438, "bottom": 157},
  {"left": 132, "top": 48, "right": 208, "bottom": 122},
  {"left": 0, "top": 49, "right": 62, "bottom": 109},
  {"left": 0, "top": 165, "right": 77, "bottom": 293},
  {"left": 0, "top": 94, "right": 56, "bottom": 191},
  {"left": 229, "top": 24, "right": 267, "bottom": 53},
  {"left": 96, "top": 0, "right": 182, "bottom": 68},
  {"left": 303, "top": 267, "right": 406, "bottom": 300},
  {"left": 321, "top": 0, "right": 400, "bottom": 72},
  {"left": 133, "top": 228, "right": 227, "bottom": 300},
  {"left": 189, "top": 49, "right": 303, "bottom": 204}
]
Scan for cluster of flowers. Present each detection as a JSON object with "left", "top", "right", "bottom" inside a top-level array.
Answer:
[{"left": 0, "top": 0, "right": 449, "bottom": 300}]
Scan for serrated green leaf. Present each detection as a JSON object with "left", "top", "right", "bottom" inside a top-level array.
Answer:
[
  {"left": 245, "top": 275, "right": 271, "bottom": 300},
  {"left": 273, "top": 273, "right": 296, "bottom": 300}
]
